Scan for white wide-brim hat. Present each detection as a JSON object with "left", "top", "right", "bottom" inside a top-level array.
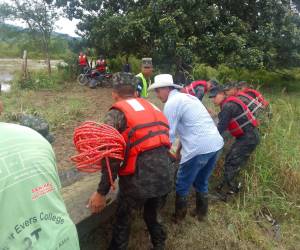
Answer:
[{"left": 148, "top": 74, "right": 183, "bottom": 91}]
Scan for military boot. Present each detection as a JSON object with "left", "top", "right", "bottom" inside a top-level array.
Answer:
[
  {"left": 191, "top": 192, "right": 208, "bottom": 221},
  {"left": 172, "top": 194, "right": 187, "bottom": 223}
]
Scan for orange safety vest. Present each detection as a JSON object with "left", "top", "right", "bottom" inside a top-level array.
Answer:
[
  {"left": 78, "top": 55, "right": 87, "bottom": 66},
  {"left": 182, "top": 80, "right": 207, "bottom": 96},
  {"left": 244, "top": 88, "right": 269, "bottom": 108},
  {"left": 112, "top": 98, "right": 171, "bottom": 176},
  {"left": 221, "top": 96, "right": 258, "bottom": 138}
]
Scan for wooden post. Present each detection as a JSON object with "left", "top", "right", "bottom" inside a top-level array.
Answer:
[{"left": 22, "top": 50, "right": 28, "bottom": 82}]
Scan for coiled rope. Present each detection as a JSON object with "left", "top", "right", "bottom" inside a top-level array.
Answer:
[{"left": 71, "top": 121, "right": 126, "bottom": 188}]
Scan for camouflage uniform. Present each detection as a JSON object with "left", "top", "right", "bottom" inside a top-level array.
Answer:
[
  {"left": 98, "top": 73, "right": 173, "bottom": 250},
  {"left": 217, "top": 101, "right": 260, "bottom": 194},
  {"left": 136, "top": 58, "right": 152, "bottom": 97},
  {"left": 18, "top": 114, "right": 55, "bottom": 143}
]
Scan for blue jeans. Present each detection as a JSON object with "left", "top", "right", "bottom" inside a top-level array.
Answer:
[{"left": 176, "top": 150, "right": 220, "bottom": 196}]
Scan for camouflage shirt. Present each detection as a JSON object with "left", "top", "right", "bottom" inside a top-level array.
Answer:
[
  {"left": 97, "top": 108, "right": 173, "bottom": 199},
  {"left": 217, "top": 102, "right": 256, "bottom": 135}
]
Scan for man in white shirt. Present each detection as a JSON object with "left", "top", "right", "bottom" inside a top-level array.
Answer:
[{"left": 149, "top": 74, "right": 224, "bottom": 222}]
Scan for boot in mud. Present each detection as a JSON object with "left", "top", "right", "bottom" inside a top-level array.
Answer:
[
  {"left": 172, "top": 194, "right": 188, "bottom": 223},
  {"left": 191, "top": 192, "right": 208, "bottom": 221},
  {"left": 214, "top": 181, "right": 228, "bottom": 202},
  {"left": 227, "top": 181, "right": 242, "bottom": 194}
]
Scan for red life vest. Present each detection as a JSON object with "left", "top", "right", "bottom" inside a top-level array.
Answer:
[
  {"left": 78, "top": 55, "right": 87, "bottom": 66},
  {"left": 244, "top": 88, "right": 269, "bottom": 107},
  {"left": 221, "top": 96, "right": 258, "bottom": 138},
  {"left": 236, "top": 91, "right": 263, "bottom": 114},
  {"left": 182, "top": 80, "right": 207, "bottom": 96},
  {"left": 96, "top": 59, "right": 106, "bottom": 72},
  {"left": 112, "top": 98, "right": 171, "bottom": 176}
]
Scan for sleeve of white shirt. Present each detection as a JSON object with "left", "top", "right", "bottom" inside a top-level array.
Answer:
[{"left": 164, "top": 99, "right": 182, "bottom": 145}]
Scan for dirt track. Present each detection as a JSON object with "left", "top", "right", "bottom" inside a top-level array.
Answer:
[{"left": 51, "top": 86, "right": 114, "bottom": 169}]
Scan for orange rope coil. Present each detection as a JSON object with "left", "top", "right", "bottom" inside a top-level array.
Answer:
[{"left": 71, "top": 121, "right": 126, "bottom": 188}]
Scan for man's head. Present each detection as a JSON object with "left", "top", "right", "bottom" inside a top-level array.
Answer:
[
  {"left": 209, "top": 86, "right": 226, "bottom": 106},
  {"left": 154, "top": 87, "right": 173, "bottom": 103},
  {"left": 207, "top": 79, "right": 218, "bottom": 91},
  {"left": 79, "top": 51, "right": 83, "bottom": 56},
  {"left": 141, "top": 58, "right": 153, "bottom": 78},
  {"left": 111, "top": 72, "right": 138, "bottom": 102},
  {"left": 148, "top": 74, "right": 183, "bottom": 103},
  {"left": 223, "top": 82, "right": 238, "bottom": 96}
]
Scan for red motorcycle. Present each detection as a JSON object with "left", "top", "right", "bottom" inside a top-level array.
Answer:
[{"left": 77, "top": 67, "right": 113, "bottom": 88}]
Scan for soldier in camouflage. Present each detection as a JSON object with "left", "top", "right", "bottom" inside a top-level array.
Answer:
[
  {"left": 0, "top": 107, "right": 54, "bottom": 143},
  {"left": 88, "top": 72, "right": 173, "bottom": 250},
  {"left": 18, "top": 114, "right": 55, "bottom": 143},
  {"left": 209, "top": 86, "right": 260, "bottom": 200}
]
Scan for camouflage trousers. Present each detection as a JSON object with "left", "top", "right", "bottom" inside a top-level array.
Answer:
[
  {"left": 222, "top": 128, "right": 260, "bottom": 191},
  {"left": 108, "top": 194, "right": 168, "bottom": 250}
]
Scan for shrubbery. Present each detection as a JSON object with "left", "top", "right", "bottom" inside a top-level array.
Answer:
[
  {"left": 16, "top": 70, "right": 66, "bottom": 90},
  {"left": 192, "top": 63, "right": 300, "bottom": 91},
  {"left": 108, "top": 55, "right": 141, "bottom": 74}
]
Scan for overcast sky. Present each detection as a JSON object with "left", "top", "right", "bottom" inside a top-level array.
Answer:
[
  {"left": 3, "top": 0, "right": 80, "bottom": 37},
  {"left": 5, "top": 18, "right": 80, "bottom": 37}
]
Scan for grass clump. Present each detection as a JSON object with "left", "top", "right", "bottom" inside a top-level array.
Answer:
[{"left": 16, "top": 70, "right": 67, "bottom": 90}]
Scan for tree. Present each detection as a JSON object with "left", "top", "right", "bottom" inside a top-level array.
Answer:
[
  {"left": 57, "top": 0, "right": 300, "bottom": 70},
  {"left": 0, "top": 0, "right": 59, "bottom": 74}
]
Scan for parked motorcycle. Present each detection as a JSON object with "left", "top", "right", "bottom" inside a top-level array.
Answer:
[{"left": 77, "top": 67, "right": 113, "bottom": 88}]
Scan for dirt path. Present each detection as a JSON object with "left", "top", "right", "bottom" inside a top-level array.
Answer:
[{"left": 47, "top": 85, "right": 113, "bottom": 169}]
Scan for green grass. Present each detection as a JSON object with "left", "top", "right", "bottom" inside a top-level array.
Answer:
[
  {"left": 1, "top": 86, "right": 88, "bottom": 130},
  {"left": 15, "top": 70, "right": 68, "bottom": 91}
]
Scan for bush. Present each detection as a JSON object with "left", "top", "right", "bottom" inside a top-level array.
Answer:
[
  {"left": 56, "top": 56, "right": 78, "bottom": 81},
  {"left": 17, "top": 70, "right": 66, "bottom": 90},
  {"left": 192, "top": 63, "right": 218, "bottom": 80},
  {"left": 108, "top": 55, "right": 141, "bottom": 74},
  {"left": 192, "top": 63, "right": 300, "bottom": 92}
]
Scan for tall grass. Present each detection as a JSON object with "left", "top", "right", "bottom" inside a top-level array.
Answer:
[{"left": 245, "top": 93, "right": 300, "bottom": 214}]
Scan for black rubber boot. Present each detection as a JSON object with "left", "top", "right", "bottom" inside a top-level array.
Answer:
[
  {"left": 173, "top": 194, "right": 188, "bottom": 223},
  {"left": 214, "top": 181, "right": 228, "bottom": 202},
  {"left": 195, "top": 192, "right": 208, "bottom": 221},
  {"left": 227, "top": 181, "right": 242, "bottom": 195}
]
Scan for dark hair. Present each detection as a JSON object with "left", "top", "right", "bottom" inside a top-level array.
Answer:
[{"left": 112, "top": 84, "right": 135, "bottom": 98}]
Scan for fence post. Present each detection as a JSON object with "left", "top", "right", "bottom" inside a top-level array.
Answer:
[{"left": 22, "top": 50, "right": 28, "bottom": 84}]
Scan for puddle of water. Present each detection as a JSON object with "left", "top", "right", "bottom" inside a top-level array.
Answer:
[
  {"left": 0, "top": 58, "right": 63, "bottom": 93},
  {"left": 1, "top": 83, "right": 11, "bottom": 93},
  {"left": 0, "top": 71, "right": 13, "bottom": 93},
  {"left": 0, "top": 72, "right": 13, "bottom": 82}
]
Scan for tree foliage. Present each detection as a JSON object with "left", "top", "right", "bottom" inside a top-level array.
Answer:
[
  {"left": 0, "top": 0, "right": 60, "bottom": 74},
  {"left": 0, "top": 23, "right": 76, "bottom": 59},
  {"left": 60, "top": 0, "right": 300, "bottom": 69}
]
